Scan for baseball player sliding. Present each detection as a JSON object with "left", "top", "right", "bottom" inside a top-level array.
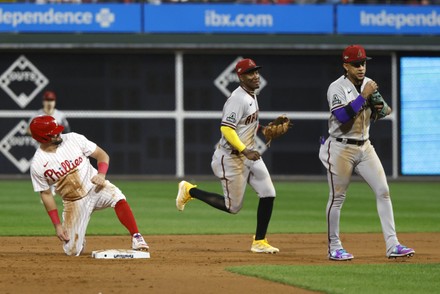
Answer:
[
  {"left": 29, "top": 115, "right": 148, "bottom": 256},
  {"left": 319, "top": 45, "right": 415, "bottom": 260},
  {"left": 176, "top": 58, "right": 280, "bottom": 254}
]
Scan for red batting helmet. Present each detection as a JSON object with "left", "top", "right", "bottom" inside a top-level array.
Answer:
[{"left": 30, "top": 115, "right": 64, "bottom": 143}]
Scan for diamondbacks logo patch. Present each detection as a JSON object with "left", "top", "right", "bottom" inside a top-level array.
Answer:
[{"left": 331, "top": 94, "right": 342, "bottom": 106}]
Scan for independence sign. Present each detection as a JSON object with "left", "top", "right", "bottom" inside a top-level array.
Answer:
[
  {"left": 337, "top": 5, "right": 440, "bottom": 35},
  {"left": 0, "top": 4, "right": 141, "bottom": 33}
]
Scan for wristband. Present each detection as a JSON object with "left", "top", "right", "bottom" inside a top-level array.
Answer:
[
  {"left": 48, "top": 209, "right": 61, "bottom": 225},
  {"left": 97, "top": 162, "right": 109, "bottom": 174}
]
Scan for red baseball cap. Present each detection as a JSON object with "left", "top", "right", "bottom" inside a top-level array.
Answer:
[
  {"left": 342, "top": 45, "right": 372, "bottom": 63},
  {"left": 42, "top": 90, "right": 56, "bottom": 101},
  {"left": 235, "top": 58, "right": 262, "bottom": 75}
]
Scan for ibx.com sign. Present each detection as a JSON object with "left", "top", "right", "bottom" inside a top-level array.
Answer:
[{"left": 0, "top": 4, "right": 141, "bottom": 33}]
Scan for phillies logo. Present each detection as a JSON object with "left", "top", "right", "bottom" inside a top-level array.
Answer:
[{"left": 44, "top": 156, "right": 83, "bottom": 181}]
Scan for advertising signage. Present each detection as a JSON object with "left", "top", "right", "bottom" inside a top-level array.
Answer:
[
  {"left": 144, "top": 4, "right": 334, "bottom": 34},
  {"left": 0, "top": 4, "right": 141, "bottom": 33},
  {"left": 1, "top": 4, "right": 439, "bottom": 36},
  {"left": 337, "top": 5, "right": 440, "bottom": 35}
]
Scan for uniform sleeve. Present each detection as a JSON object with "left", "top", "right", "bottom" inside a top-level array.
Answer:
[
  {"left": 327, "top": 83, "right": 348, "bottom": 111},
  {"left": 30, "top": 165, "right": 49, "bottom": 192},
  {"left": 72, "top": 133, "right": 97, "bottom": 157},
  {"left": 221, "top": 96, "right": 245, "bottom": 130}
]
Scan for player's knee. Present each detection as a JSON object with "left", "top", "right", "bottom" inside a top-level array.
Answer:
[
  {"left": 377, "top": 189, "right": 390, "bottom": 199},
  {"left": 63, "top": 243, "right": 84, "bottom": 256},
  {"left": 373, "top": 184, "right": 390, "bottom": 198},
  {"left": 228, "top": 205, "right": 242, "bottom": 214}
]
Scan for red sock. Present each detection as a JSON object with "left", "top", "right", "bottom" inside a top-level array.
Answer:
[{"left": 114, "top": 199, "right": 139, "bottom": 236}]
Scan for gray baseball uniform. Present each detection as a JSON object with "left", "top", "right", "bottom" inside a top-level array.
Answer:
[
  {"left": 319, "top": 74, "right": 401, "bottom": 257},
  {"left": 213, "top": 86, "right": 275, "bottom": 213}
]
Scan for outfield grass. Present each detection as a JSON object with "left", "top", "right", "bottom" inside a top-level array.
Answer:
[
  {"left": 0, "top": 180, "right": 438, "bottom": 236},
  {"left": 226, "top": 263, "right": 440, "bottom": 294}
]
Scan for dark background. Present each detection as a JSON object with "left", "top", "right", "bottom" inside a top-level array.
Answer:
[{"left": 0, "top": 52, "right": 392, "bottom": 175}]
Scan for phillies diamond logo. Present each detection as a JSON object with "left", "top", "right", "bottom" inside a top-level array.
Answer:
[
  {"left": 0, "top": 55, "right": 49, "bottom": 109},
  {"left": 214, "top": 56, "right": 267, "bottom": 97},
  {"left": 0, "top": 120, "right": 38, "bottom": 173}
]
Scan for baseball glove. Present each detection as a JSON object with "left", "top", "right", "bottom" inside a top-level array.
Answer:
[
  {"left": 370, "top": 91, "right": 390, "bottom": 122},
  {"left": 261, "top": 115, "right": 292, "bottom": 146}
]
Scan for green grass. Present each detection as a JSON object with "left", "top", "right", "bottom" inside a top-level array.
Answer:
[
  {"left": 226, "top": 263, "right": 440, "bottom": 294},
  {"left": 0, "top": 180, "right": 439, "bottom": 236}
]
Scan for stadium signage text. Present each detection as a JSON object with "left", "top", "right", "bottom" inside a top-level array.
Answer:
[
  {"left": 0, "top": 4, "right": 141, "bottom": 33},
  {"left": 337, "top": 5, "right": 440, "bottom": 34}
]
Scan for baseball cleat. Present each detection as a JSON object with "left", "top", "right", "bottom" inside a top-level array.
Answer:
[
  {"left": 132, "top": 233, "right": 149, "bottom": 251},
  {"left": 251, "top": 237, "right": 279, "bottom": 254},
  {"left": 388, "top": 244, "right": 415, "bottom": 259},
  {"left": 329, "top": 249, "right": 354, "bottom": 261},
  {"left": 176, "top": 181, "right": 196, "bottom": 211}
]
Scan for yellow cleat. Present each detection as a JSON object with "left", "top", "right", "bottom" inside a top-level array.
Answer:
[
  {"left": 176, "top": 181, "right": 197, "bottom": 211},
  {"left": 251, "top": 237, "right": 280, "bottom": 254}
]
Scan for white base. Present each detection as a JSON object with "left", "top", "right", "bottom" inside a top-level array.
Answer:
[{"left": 92, "top": 249, "right": 150, "bottom": 259}]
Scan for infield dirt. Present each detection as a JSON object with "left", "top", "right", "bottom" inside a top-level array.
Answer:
[{"left": 1, "top": 233, "right": 438, "bottom": 294}]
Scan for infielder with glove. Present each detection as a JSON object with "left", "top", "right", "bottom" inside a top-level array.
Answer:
[
  {"left": 176, "top": 58, "right": 290, "bottom": 254},
  {"left": 29, "top": 115, "right": 149, "bottom": 256},
  {"left": 319, "top": 45, "right": 414, "bottom": 260}
]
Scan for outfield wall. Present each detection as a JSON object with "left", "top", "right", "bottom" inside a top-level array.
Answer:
[{"left": 0, "top": 51, "right": 395, "bottom": 177}]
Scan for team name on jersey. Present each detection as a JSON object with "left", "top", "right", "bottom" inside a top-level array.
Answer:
[
  {"left": 244, "top": 111, "right": 258, "bottom": 125},
  {"left": 44, "top": 156, "right": 83, "bottom": 181}
]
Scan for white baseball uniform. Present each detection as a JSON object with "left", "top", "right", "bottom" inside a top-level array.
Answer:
[
  {"left": 30, "top": 132, "right": 125, "bottom": 256},
  {"left": 212, "top": 86, "right": 275, "bottom": 214},
  {"left": 319, "top": 75, "right": 399, "bottom": 256}
]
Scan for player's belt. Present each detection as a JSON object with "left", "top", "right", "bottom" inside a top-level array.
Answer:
[
  {"left": 336, "top": 138, "right": 366, "bottom": 146},
  {"left": 231, "top": 150, "right": 240, "bottom": 155}
]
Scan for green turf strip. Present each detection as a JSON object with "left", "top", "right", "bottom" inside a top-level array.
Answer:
[
  {"left": 0, "top": 180, "right": 439, "bottom": 235},
  {"left": 226, "top": 263, "right": 440, "bottom": 294}
]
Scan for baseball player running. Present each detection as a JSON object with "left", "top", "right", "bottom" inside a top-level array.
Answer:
[
  {"left": 319, "top": 45, "right": 415, "bottom": 260},
  {"left": 176, "top": 58, "right": 279, "bottom": 254},
  {"left": 29, "top": 115, "right": 149, "bottom": 256}
]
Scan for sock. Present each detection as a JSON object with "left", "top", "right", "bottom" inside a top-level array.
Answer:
[
  {"left": 114, "top": 199, "right": 139, "bottom": 236},
  {"left": 189, "top": 188, "right": 229, "bottom": 213},
  {"left": 255, "top": 197, "right": 275, "bottom": 240}
]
